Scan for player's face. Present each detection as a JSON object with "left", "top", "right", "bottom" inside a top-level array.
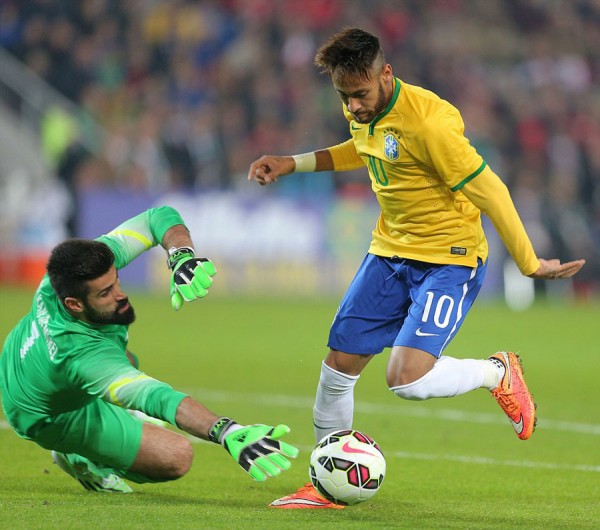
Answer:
[
  {"left": 333, "top": 63, "right": 394, "bottom": 124},
  {"left": 81, "top": 266, "right": 135, "bottom": 325}
]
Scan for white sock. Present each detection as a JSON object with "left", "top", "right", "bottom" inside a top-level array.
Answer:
[
  {"left": 485, "top": 356, "right": 506, "bottom": 390},
  {"left": 313, "top": 361, "right": 359, "bottom": 443},
  {"left": 391, "top": 355, "right": 501, "bottom": 400}
]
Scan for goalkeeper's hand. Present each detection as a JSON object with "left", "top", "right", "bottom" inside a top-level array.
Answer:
[
  {"left": 167, "top": 246, "right": 216, "bottom": 311},
  {"left": 208, "top": 417, "right": 299, "bottom": 481}
]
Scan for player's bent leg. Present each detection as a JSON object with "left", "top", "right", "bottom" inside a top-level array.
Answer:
[
  {"left": 40, "top": 399, "right": 192, "bottom": 491},
  {"left": 37, "top": 400, "right": 142, "bottom": 491},
  {"left": 127, "top": 422, "right": 193, "bottom": 481},
  {"left": 51, "top": 422, "right": 192, "bottom": 491},
  {"left": 387, "top": 347, "right": 537, "bottom": 439},
  {"left": 386, "top": 346, "right": 436, "bottom": 387},
  {"left": 388, "top": 347, "right": 492, "bottom": 400}
]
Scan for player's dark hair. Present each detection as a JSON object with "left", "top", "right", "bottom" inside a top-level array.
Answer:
[
  {"left": 314, "top": 27, "right": 385, "bottom": 80},
  {"left": 46, "top": 239, "right": 115, "bottom": 302}
]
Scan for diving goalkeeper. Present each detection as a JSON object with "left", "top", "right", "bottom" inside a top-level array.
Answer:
[{"left": 0, "top": 206, "right": 298, "bottom": 492}]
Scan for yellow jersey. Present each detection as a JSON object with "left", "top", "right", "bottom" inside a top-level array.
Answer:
[{"left": 328, "top": 78, "right": 539, "bottom": 275}]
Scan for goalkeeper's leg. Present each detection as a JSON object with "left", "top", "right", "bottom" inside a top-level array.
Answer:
[
  {"left": 38, "top": 399, "right": 194, "bottom": 491},
  {"left": 51, "top": 451, "right": 133, "bottom": 493}
]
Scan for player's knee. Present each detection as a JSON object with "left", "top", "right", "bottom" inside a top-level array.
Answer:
[
  {"left": 389, "top": 370, "right": 434, "bottom": 401},
  {"left": 163, "top": 437, "right": 194, "bottom": 480},
  {"left": 385, "top": 365, "right": 430, "bottom": 389}
]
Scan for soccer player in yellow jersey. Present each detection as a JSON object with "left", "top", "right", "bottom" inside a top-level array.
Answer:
[{"left": 247, "top": 27, "right": 585, "bottom": 509}]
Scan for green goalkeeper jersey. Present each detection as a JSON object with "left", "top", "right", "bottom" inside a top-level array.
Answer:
[{"left": 0, "top": 206, "right": 188, "bottom": 440}]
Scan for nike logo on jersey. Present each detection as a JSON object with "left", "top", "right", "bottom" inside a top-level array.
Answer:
[
  {"left": 415, "top": 328, "right": 440, "bottom": 337},
  {"left": 509, "top": 414, "right": 524, "bottom": 434},
  {"left": 341, "top": 441, "right": 376, "bottom": 457},
  {"left": 351, "top": 124, "right": 362, "bottom": 130}
]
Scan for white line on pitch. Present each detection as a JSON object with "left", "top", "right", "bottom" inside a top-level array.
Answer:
[
  {"left": 2, "top": 422, "right": 598, "bottom": 474},
  {"left": 2, "top": 389, "right": 599, "bottom": 437},
  {"left": 388, "top": 450, "right": 600, "bottom": 474},
  {"left": 2, "top": 391, "right": 598, "bottom": 436},
  {"left": 301, "top": 445, "right": 600, "bottom": 474},
  {"left": 181, "top": 437, "right": 600, "bottom": 475},
  {"left": 181, "top": 388, "right": 600, "bottom": 436}
]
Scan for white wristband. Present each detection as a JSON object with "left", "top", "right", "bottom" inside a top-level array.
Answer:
[
  {"left": 292, "top": 152, "right": 317, "bottom": 173},
  {"left": 221, "top": 423, "right": 243, "bottom": 443}
]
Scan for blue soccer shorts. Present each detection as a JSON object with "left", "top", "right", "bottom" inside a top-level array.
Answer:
[{"left": 328, "top": 254, "right": 487, "bottom": 358}]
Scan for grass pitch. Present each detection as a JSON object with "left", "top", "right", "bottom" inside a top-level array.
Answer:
[{"left": 1, "top": 286, "right": 599, "bottom": 529}]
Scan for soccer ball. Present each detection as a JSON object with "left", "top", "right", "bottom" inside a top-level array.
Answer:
[{"left": 309, "top": 429, "right": 386, "bottom": 506}]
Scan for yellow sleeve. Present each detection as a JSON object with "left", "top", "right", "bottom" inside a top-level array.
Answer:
[
  {"left": 327, "top": 139, "right": 365, "bottom": 171},
  {"left": 458, "top": 166, "right": 540, "bottom": 276},
  {"left": 415, "top": 108, "right": 485, "bottom": 189}
]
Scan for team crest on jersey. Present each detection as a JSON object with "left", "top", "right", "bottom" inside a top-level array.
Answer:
[{"left": 384, "top": 132, "right": 400, "bottom": 161}]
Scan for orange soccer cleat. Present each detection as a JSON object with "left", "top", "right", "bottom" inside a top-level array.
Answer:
[
  {"left": 269, "top": 483, "right": 345, "bottom": 509},
  {"left": 490, "top": 352, "right": 537, "bottom": 440}
]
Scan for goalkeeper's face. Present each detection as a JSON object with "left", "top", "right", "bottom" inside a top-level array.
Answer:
[{"left": 78, "top": 266, "right": 136, "bottom": 326}]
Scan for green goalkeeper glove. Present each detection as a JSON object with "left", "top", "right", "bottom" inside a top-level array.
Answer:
[
  {"left": 167, "top": 246, "right": 216, "bottom": 311},
  {"left": 208, "top": 417, "right": 299, "bottom": 481}
]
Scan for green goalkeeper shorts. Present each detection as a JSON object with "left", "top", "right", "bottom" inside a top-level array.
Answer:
[{"left": 32, "top": 399, "right": 143, "bottom": 471}]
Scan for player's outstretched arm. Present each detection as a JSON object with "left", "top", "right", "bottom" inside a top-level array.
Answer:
[
  {"left": 247, "top": 150, "right": 335, "bottom": 185},
  {"left": 247, "top": 155, "right": 296, "bottom": 185},
  {"left": 175, "top": 397, "right": 298, "bottom": 481},
  {"left": 161, "top": 224, "right": 216, "bottom": 310},
  {"left": 528, "top": 258, "right": 586, "bottom": 280},
  {"left": 209, "top": 418, "right": 299, "bottom": 481},
  {"left": 167, "top": 247, "right": 216, "bottom": 310}
]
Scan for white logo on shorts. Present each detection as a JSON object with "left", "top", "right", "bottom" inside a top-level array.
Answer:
[{"left": 415, "top": 328, "right": 440, "bottom": 337}]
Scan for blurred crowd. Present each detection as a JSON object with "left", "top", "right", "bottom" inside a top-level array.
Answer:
[{"left": 0, "top": 0, "right": 599, "bottom": 288}]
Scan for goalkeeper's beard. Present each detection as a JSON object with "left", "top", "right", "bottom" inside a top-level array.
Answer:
[{"left": 83, "top": 299, "right": 136, "bottom": 325}]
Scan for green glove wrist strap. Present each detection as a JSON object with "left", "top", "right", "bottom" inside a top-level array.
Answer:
[
  {"left": 208, "top": 417, "right": 238, "bottom": 445},
  {"left": 167, "top": 246, "right": 195, "bottom": 270}
]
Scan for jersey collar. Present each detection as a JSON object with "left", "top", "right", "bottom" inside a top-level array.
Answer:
[{"left": 369, "top": 77, "right": 401, "bottom": 135}]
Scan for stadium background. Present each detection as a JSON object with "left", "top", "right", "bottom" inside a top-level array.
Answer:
[
  {"left": 1, "top": 4, "right": 600, "bottom": 527},
  {"left": 0, "top": 0, "right": 598, "bottom": 303}
]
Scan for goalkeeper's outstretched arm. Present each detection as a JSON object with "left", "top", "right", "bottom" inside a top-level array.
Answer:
[
  {"left": 175, "top": 397, "right": 299, "bottom": 481},
  {"left": 161, "top": 218, "right": 216, "bottom": 311}
]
